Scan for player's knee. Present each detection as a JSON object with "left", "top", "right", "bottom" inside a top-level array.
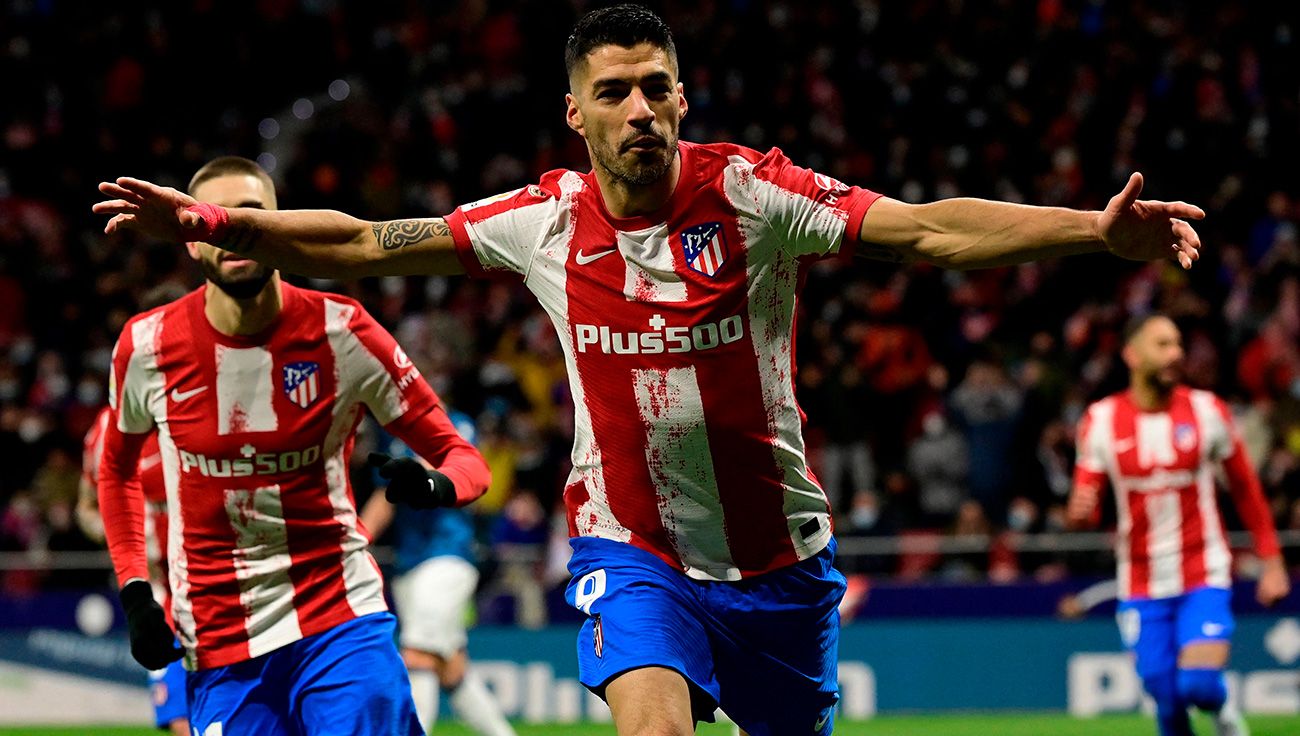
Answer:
[{"left": 1176, "top": 668, "right": 1227, "bottom": 711}]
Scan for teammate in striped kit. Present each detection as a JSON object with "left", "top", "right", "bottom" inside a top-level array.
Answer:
[
  {"left": 97, "top": 157, "right": 491, "bottom": 736},
  {"left": 93, "top": 6, "right": 1206, "bottom": 733},
  {"left": 1069, "top": 314, "right": 1290, "bottom": 736},
  {"left": 82, "top": 407, "right": 189, "bottom": 736}
]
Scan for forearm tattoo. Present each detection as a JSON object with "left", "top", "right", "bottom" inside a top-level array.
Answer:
[
  {"left": 215, "top": 224, "right": 262, "bottom": 254},
  {"left": 855, "top": 242, "right": 906, "bottom": 263},
  {"left": 372, "top": 219, "right": 451, "bottom": 250}
]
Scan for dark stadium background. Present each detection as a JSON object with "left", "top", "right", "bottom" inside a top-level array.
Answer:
[{"left": 2, "top": 1, "right": 1299, "bottom": 731}]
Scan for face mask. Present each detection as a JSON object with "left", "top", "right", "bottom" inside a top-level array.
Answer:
[{"left": 851, "top": 507, "right": 880, "bottom": 529}]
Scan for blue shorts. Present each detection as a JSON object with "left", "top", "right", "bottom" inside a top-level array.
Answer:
[
  {"left": 148, "top": 658, "right": 188, "bottom": 729},
  {"left": 187, "top": 612, "right": 422, "bottom": 736},
  {"left": 1117, "top": 586, "right": 1235, "bottom": 678},
  {"left": 565, "top": 536, "right": 846, "bottom": 736}
]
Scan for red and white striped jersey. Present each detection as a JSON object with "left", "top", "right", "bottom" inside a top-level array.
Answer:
[
  {"left": 99, "top": 283, "right": 489, "bottom": 669},
  {"left": 447, "top": 142, "right": 881, "bottom": 580},
  {"left": 84, "top": 407, "right": 171, "bottom": 612},
  {"left": 1073, "top": 386, "right": 1280, "bottom": 600}
]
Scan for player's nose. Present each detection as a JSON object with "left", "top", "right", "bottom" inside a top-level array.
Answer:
[{"left": 626, "top": 88, "right": 655, "bottom": 123}]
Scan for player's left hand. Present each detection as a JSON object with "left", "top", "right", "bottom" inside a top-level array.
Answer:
[
  {"left": 1099, "top": 172, "right": 1206, "bottom": 269},
  {"left": 92, "top": 177, "right": 205, "bottom": 243},
  {"left": 1256, "top": 556, "right": 1292, "bottom": 607},
  {"left": 368, "top": 452, "right": 457, "bottom": 509}
]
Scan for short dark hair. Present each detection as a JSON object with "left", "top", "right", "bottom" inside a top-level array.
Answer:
[
  {"left": 564, "top": 4, "right": 677, "bottom": 80},
  {"left": 1123, "top": 312, "right": 1171, "bottom": 344},
  {"left": 188, "top": 156, "right": 276, "bottom": 208}
]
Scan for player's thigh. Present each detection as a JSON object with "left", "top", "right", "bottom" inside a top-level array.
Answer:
[
  {"left": 1118, "top": 597, "right": 1179, "bottom": 680},
  {"left": 604, "top": 665, "right": 696, "bottom": 736},
  {"left": 393, "top": 556, "right": 479, "bottom": 656},
  {"left": 288, "top": 612, "right": 422, "bottom": 736},
  {"left": 188, "top": 655, "right": 291, "bottom": 736},
  {"left": 706, "top": 543, "right": 846, "bottom": 736},
  {"left": 149, "top": 658, "right": 190, "bottom": 730},
  {"left": 565, "top": 537, "right": 721, "bottom": 723},
  {"left": 1176, "top": 587, "right": 1235, "bottom": 668}
]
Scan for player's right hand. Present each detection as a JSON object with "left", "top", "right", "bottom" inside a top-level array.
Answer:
[
  {"left": 92, "top": 177, "right": 205, "bottom": 243},
  {"left": 368, "top": 452, "right": 457, "bottom": 509},
  {"left": 119, "top": 579, "right": 183, "bottom": 670}
]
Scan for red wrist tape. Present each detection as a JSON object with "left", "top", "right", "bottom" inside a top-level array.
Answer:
[{"left": 183, "top": 203, "right": 231, "bottom": 244}]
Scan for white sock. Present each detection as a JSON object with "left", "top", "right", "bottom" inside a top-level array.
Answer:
[
  {"left": 408, "top": 668, "right": 439, "bottom": 732},
  {"left": 449, "top": 669, "right": 516, "bottom": 736}
]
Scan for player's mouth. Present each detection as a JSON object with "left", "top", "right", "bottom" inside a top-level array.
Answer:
[
  {"left": 624, "top": 135, "right": 664, "bottom": 152},
  {"left": 219, "top": 255, "right": 256, "bottom": 268}
]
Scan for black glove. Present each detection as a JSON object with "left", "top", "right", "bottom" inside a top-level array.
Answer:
[
  {"left": 119, "top": 579, "right": 182, "bottom": 670},
  {"left": 368, "top": 452, "right": 457, "bottom": 509}
]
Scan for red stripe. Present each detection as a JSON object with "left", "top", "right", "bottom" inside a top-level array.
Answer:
[
  {"left": 1170, "top": 392, "right": 1207, "bottom": 591},
  {"left": 563, "top": 200, "right": 679, "bottom": 568},
  {"left": 173, "top": 293, "right": 252, "bottom": 667},
  {"left": 700, "top": 221, "right": 797, "bottom": 574},
  {"left": 1127, "top": 489, "right": 1151, "bottom": 598}
]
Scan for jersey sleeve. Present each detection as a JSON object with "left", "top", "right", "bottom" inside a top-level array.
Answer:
[
  {"left": 444, "top": 177, "right": 565, "bottom": 279},
  {"left": 331, "top": 300, "right": 440, "bottom": 426},
  {"left": 1210, "top": 397, "right": 1281, "bottom": 559},
  {"left": 98, "top": 413, "right": 150, "bottom": 586},
  {"left": 747, "top": 147, "right": 882, "bottom": 258},
  {"left": 384, "top": 403, "right": 491, "bottom": 507},
  {"left": 1070, "top": 403, "right": 1109, "bottom": 526},
  {"left": 108, "top": 317, "right": 161, "bottom": 435}
]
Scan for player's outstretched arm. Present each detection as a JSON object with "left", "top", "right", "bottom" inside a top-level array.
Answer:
[
  {"left": 857, "top": 173, "right": 1204, "bottom": 270},
  {"left": 93, "top": 176, "right": 464, "bottom": 279}
]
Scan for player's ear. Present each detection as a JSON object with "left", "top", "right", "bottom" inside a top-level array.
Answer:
[
  {"left": 1120, "top": 343, "right": 1137, "bottom": 370},
  {"left": 184, "top": 242, "right": 201, "bottom": 261},
  {"left": 565, "top": 93, "right": 585, "bottom": 137},
  {"left": 677, "top": 82, "right": 688, "bottom": 122}
]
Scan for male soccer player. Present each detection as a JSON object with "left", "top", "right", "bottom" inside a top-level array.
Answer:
[
  {"left": 1068, "top": 314, "right": 1291, "bottom": 736},
  {"left": 97, "top": 156, "right": 491, "bottom": 736},
  {"left": 82, "top": 408, "right": 189, "bottom": 736},
  {"left": 93, "top": 7, "right": 1206, "bottom": 734},
  {"left": 361, "top": 422, "right": 516, "bottom": 736}
]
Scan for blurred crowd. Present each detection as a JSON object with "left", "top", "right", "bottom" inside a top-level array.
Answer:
[{"left": 2, "top": 1, "right": 1299, "bottom": 611}]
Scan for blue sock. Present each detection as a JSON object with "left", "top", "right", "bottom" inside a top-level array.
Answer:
[
  {"left": 1144, "top": 670, "right": 1193, "bottom": 736},
  {"left": 1177, "top": 667, "right": 1228, "bottom": 713}
]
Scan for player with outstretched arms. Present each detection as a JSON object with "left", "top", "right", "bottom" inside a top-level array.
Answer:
[
  {"left": 1068, "top": 314, "right": 1290, "bottom": 736},
  {"left": 97, "top": 156, "right": 490, "bottom": 736},
  {"left": 95, "top": 7, "right": 1205, "bottom": 734}
]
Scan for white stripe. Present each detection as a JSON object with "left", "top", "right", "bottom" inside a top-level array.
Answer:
[
  {"left": 1189, "top": 392, "right": 1234, "bottom": 588},
  {"left": 156, "top": 428, "right": 197, "bottom": 658},
  {"left": 119, "top": 313, "right": 168, "bottom": 434},
  {"left": 223, "top": 484, "right": 302, "bottom": 657},
  {"left": 699, "top": 243, "right": 715, "bottom": 274},
  {"left": 1145, "top": 491, "right": 1185, "bottom": 598},
  {"left": 325, "top": 447, "right": 386, "bottom": 617},
  {"left": 723, "top": 162, "right": 831, "bottom": 562},
  {"left": 711, "top": 237, "right": 725, "bottom": 269},
  {"left": 319, "top": 298, "right": 397, "bottom": 616},
  {"left": 736, "top": 156, "right": 850, "bottom": 258},
  {"left": 1136, "top": 414, "right": 1176, "bottom": 468},
  {"left": 215, "top": 345, "right": 277, "bottom": 435},
  {"left": 620, "top": 225, "right": 688, "bottom": 303},
  {"left": 631, "top": 366, "right": 736, "bottom": 580}
]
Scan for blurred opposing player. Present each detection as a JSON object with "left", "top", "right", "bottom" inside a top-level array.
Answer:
[
  {"left": 361, "top": 420, "right": 516, "bottom": 736},
  {"left": 93, "top": 6, "right": 1206, "bottom": 733},
  {"left": 97, "top": 156, "right": 490, "bottom": 736},
  {"left": 1069, "top": 314, "right": 1290, "bottom": 736}
]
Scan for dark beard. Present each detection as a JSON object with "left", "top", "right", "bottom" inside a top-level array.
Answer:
[
  {"left": 593, "top": 135, "right": 677, "bottom": 187},
  {"left": 199, "top": 259, "right": 275, "bottom": 300}
]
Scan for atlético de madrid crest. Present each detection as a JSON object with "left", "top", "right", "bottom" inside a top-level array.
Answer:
[
  {"left": 283, "top": 361, "right": 321, "bottom": 409},
  {"left": 680, "top": 222, "right": 728, "bottom": 277}
]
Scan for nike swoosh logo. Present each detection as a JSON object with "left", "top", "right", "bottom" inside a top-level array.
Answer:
[
  {"left": 1113, "top": 438, "right": 1136, "bottom": 454},
  {"left": 170, "top": 386, "right": 209, "bottom": 402},
  {"left": 814, "top": 712, "right": 831, "bottom": 731},
  {"left": 575, "top": 247, "right": 618, "bottom": 265},
  {"left": 138, "top": 453, "right": 163, "bottom": 471}
]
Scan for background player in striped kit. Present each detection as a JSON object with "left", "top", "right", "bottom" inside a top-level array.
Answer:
[
  {"left": 97, "top": 156, "right": 491, "bottom": 736},
  {"left": 80, "top": 283, "right": 190, "bottom": 735},
  {"left": 92, "top": 5, "right": 1206, "bottom": 733},
  {"left": 1069, "top": 314, "right": 1290, "bottom": 736}
]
